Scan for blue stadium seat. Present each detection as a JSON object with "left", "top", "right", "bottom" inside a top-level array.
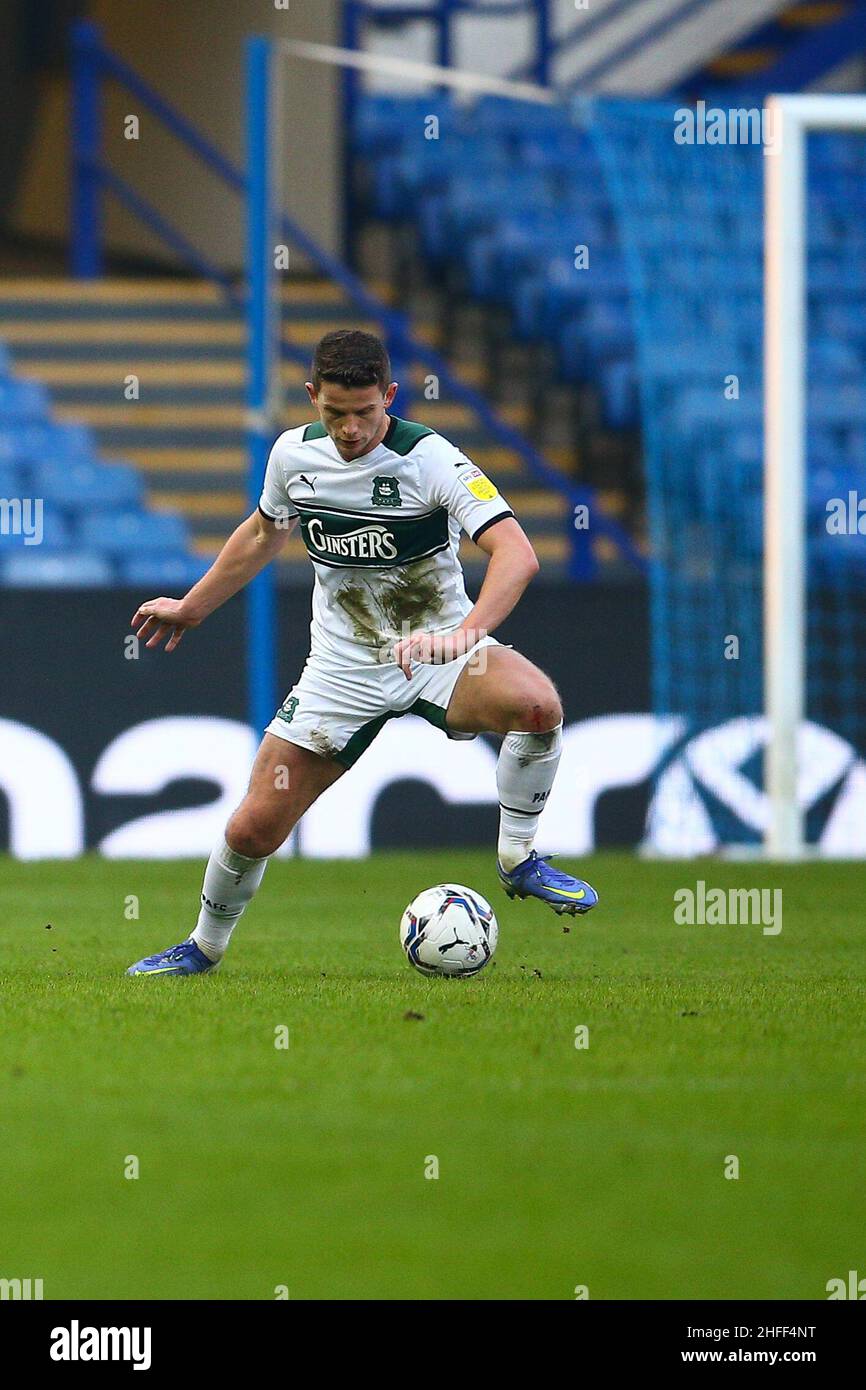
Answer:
[
  {"left": 598, "top": 358, "right": 639, "bottom": 430},
  {"left": 373, "top": 138, "right": 510, "bottom": 219},
  {"left": 0, "top": 377, "right": 50, "bottom": 423},
  {"left": 0, "top": 550, "right": 114, "bottom": 587},
  {"left": 356, "top": 91, "right": 866, "bottom": 543},
  {"left": 351, "top": 94, "right": 454, "bottom": 155},
  {"left": 809, "top": 383, "right": 866, "bottom": 426},
  {"left": 467, "top": 97, "right": 569, "bottom": 137},
  {"left": 555, "top": 302, "right": 634, "bottom": 376},
  {"left": 0, "top": 419, "right": 98, "bottom": 464},
  {"left": 420, "top": 175, "right": 565, "bottom": 261},
  {"left": 118, "top": 553, "right": 210, "bottom": 587},
  {"left": 810, "top": 530, "right": 866, "bottom": 578},
  {"left": 0, "top": 433, "right": 25, "bottom": 465},
  {"left": 809, "top": 464, "right": 865, "bottom": 512},
  {"left": 78, "top": 509, "right": 190, "bottom": 556},
  {"left": 0, "top": 352, "right": 199, "bottom": 590},
  {"left": 0, "top": 462, "right": 25, "bottom": 497},
  {"left": 0, "top": 507, "right": 72, "bottom": 550},
  {"left": 808, "top": 339, "right": 862, "bottom": 378},
  {"left": 51, "top": 421, "right": 99, "bottom": 458},
  {"left": 33, "top": 458, "right": 144, "bottom": 511}
]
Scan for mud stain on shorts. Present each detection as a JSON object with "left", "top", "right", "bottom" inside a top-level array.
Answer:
[{"left": 309, "top": 727, "right": 340, "bottom": 760}]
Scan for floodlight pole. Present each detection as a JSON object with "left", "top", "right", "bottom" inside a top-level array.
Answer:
[{"left": 245, "top": 36, "right": 278, "bottom": 737}]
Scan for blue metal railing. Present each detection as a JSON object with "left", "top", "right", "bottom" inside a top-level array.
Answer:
[
  {"left": 562, "top": 0, "right": 718, "bottom": 92},
  {"left": 245, "top": 36, "right": 279, "bottom": 736},
  {"left": 510, "top": 0, "right": 719, "bottom": 90},
  {"left": 509, "top": 0, "right": 637, "bottom": 83},
  {"left": 346, "top": 0, "right": 717, "bottom": 94},
  {"left": 69, "top": 19, "right": 644, "bottom": 582}
]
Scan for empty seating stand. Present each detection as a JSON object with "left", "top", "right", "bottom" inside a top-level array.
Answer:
[
  {"left": 0, "top": 352, "right": 203, "bottom": 589},
  {"left": 353, "top": 94, "right": 866, "bottom": 539}
]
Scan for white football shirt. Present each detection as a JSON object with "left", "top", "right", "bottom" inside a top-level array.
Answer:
[{"left": 258, "top": 415, "right": 514, "bottom": 665}]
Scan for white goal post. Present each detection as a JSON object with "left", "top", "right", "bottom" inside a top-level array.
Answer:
[{"left": 764, "top": 94, "right": 866, "bottom": 859}]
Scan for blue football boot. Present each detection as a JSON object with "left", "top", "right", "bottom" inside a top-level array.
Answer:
[
  {"left": 126, "top": 939, "right": 218, "bottom": 976},
  {"left": 497, "top": 851, "right": 599, "bottom": 916}
]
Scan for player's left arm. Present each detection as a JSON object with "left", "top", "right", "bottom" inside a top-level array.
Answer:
[
  {"left": 456, "top": 514, "right": 538, "bottom": 643},
  {"left": 393, "top": 517, "right": 538, "bottom": 676}
]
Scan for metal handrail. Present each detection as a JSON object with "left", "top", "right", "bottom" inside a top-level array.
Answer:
[
  {"left": 349, "top": 0, "right": 554, "bottom": 87},
  {"left": 562, "top": 0, "right": 718, "bottom": 92}
]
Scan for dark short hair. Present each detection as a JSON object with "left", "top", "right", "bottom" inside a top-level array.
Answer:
[{"left": 311, "top": 330, "right": 391, "bottom": 392}]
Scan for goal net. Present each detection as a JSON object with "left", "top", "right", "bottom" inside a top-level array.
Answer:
[{"left": 591, "top": 95, "right": 866, "bottom": 859}]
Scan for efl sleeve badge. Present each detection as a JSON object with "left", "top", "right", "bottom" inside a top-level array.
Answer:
[{"left": 461, "top": 468, "right": 499, "bottom": 501}]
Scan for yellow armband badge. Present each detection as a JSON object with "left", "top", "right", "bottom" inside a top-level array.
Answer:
[{"left": 461, "top": 468, "right": 498, "bottom": 502}]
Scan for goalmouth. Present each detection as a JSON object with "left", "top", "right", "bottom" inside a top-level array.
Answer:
[{"left": 763, "top": 94, "right": 866, "bottom": 859}]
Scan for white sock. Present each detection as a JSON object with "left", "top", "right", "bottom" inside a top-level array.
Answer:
[
  {"left": 496, "top": 723, "right": 563, "bottom": 872},
  {"left": 191, "top": 837, "right": 269, "bottom": 961}
]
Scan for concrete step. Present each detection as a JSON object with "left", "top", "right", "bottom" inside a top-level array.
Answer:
[
  {"left": 51, "top": 399, "right": 530, "bottom": 432},
  {"left": 7, "top": 354, "right": 493, "bottom": 396},
  {"left": 0, "top": 275, "right": 578, "bottom": 567},
  {"left": 0, "top": 277, "right": 363, "bottom": 304},
  {"left": 124, "top": 444, "right": 529, "bottom": 483}
]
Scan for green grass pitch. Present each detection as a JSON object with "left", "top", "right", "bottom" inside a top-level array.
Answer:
[{"left": 1, "top": 851, "right": 863, "bottom": 1301}]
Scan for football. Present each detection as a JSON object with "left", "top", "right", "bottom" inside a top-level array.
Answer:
[{"left": 399, "top": 883, "right": 499, "bottom": 978}]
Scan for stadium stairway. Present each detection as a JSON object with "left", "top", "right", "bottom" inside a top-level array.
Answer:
[
  {"left": 678, "top": 0, "right": 866, "bottom": 97},
  {"left": 0, "top": 277, "right": 576, "bottom": 583}
]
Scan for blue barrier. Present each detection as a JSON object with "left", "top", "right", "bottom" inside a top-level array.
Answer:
[
  {"left": 245, "top": 36, "right": 279, "bottom": 739},
  {"left": 70, "top": 22, "right": 102, "bottom": 278}
]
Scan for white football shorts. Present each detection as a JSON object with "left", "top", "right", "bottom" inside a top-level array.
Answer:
[{"left": 265, "top": 635, "right": 501, "bottom": 767}]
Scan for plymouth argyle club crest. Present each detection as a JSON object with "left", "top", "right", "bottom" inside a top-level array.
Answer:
[
  {"left": 372, "top": 475, "right": 402, "bottom": 507},
  {"left": 277, "top": 695, "right": 299, "bottom": 724}
]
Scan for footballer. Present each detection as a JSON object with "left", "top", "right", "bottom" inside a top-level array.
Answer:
[{"left": 127, "top": 330, "right": 598, "bottom": 975}]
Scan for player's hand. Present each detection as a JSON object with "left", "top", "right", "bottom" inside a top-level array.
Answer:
[
  {"left": 131, "top": 597, "right": 202, "bottom": 653},
  {"left": 391, "top": 627, "right": 477, "bottom": 680}
]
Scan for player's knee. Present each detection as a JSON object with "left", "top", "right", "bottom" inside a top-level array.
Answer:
[
  {"left": 226, "top": 804, "right": 287, "bottom": 859},
  {"left": 508, "top": 680, "right": 562, "bottom": 733}
]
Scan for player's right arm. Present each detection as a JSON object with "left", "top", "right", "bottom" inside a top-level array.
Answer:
[{"left": 132, "top": 508, "right": 295, "bottom": 652}]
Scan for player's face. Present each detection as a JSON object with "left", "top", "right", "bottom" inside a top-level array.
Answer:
[{"left": 306, "top": 380, "right": 398, "bottom": 461}]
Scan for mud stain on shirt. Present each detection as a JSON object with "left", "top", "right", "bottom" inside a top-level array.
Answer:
[
  {"left": 378, "top": 564, "right": 444, "bottom": 634},
  {"left": 335, "top": 560, "right": 445, "bottom": 645},
  {"left": 333, "top": 580, "right": 379, "bottom": 643}
]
